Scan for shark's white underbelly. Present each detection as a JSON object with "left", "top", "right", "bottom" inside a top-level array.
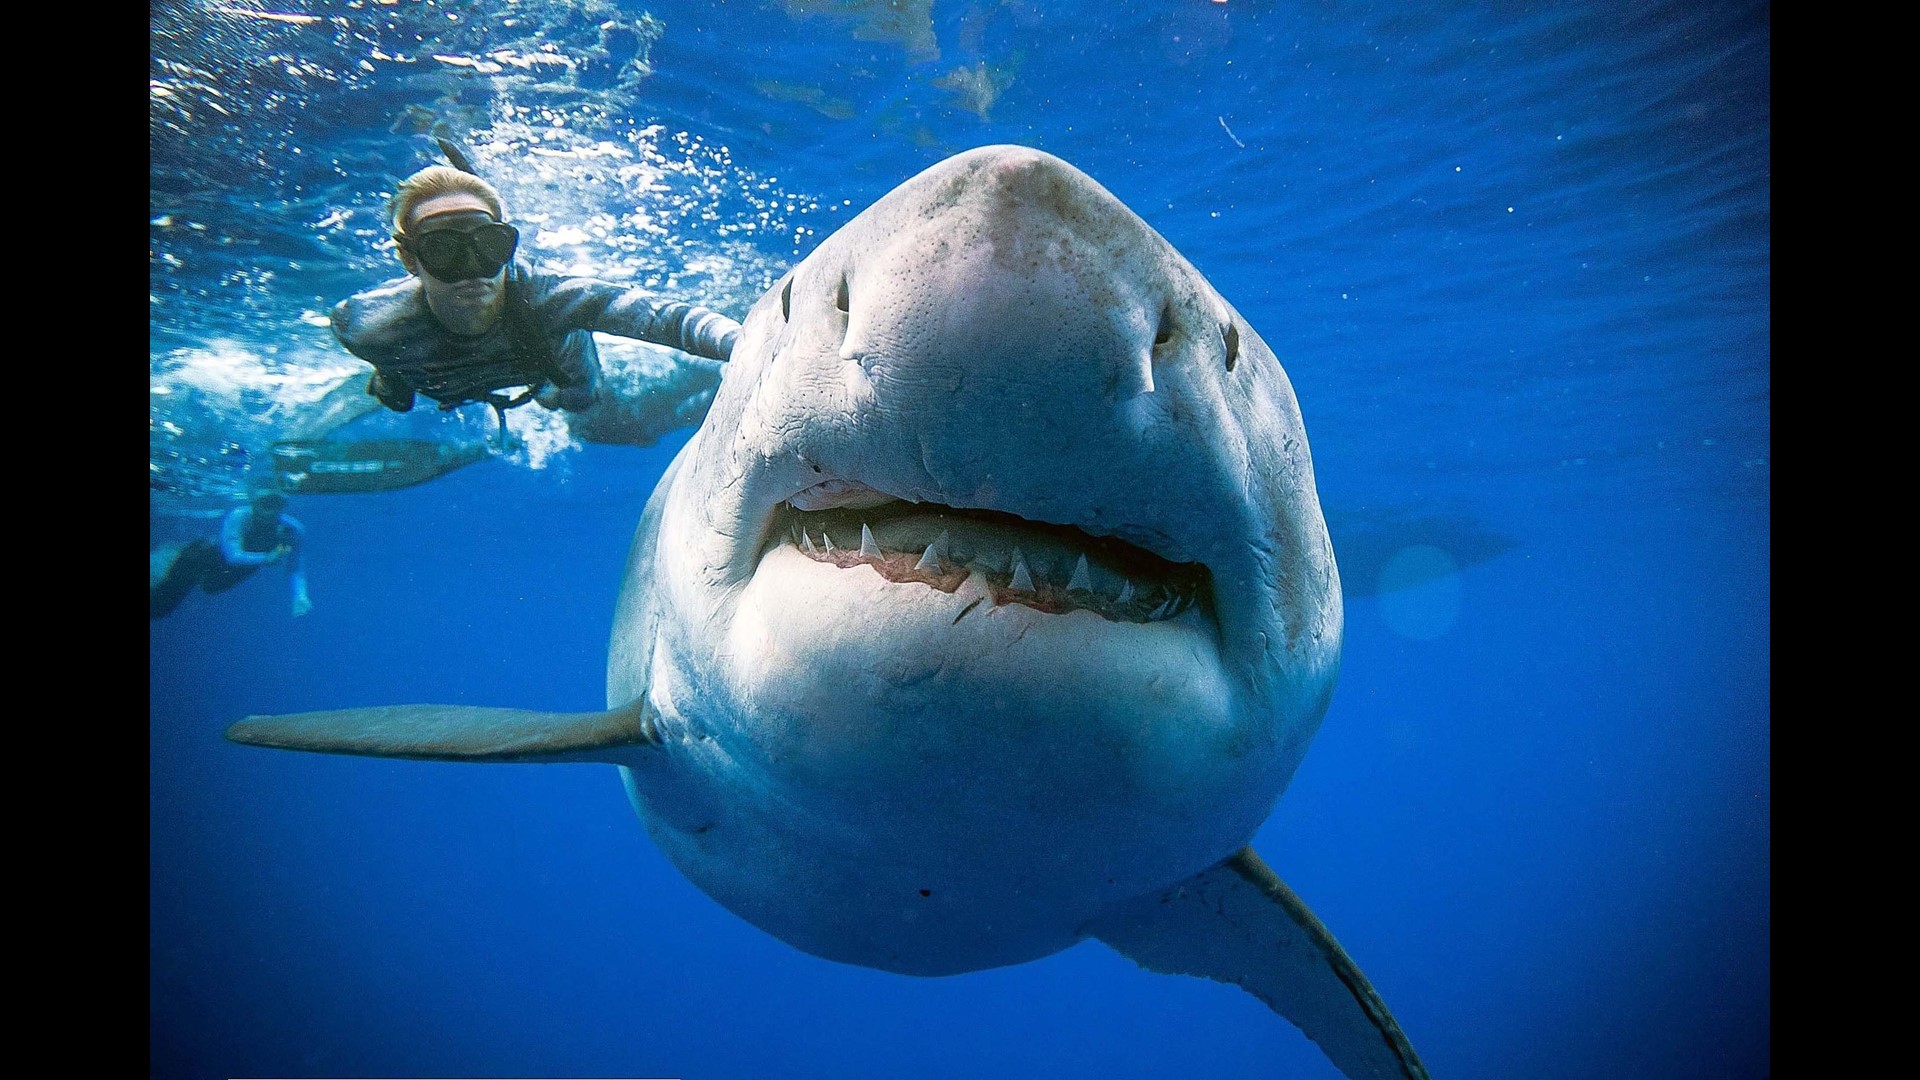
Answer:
[{"left": 618, "top": 544, "right": 1292, "bottom": 975}]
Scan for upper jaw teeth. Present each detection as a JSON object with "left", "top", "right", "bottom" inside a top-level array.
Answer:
[{"left": 783, "top": 508, "right": 1203, "bottom": 624}]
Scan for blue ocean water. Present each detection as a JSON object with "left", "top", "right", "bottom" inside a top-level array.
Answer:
[{"left": 150, "top": 2, "right": 1769, "bottom": 1078}]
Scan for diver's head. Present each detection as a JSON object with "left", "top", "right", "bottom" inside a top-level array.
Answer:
[
  {"left": 390, "top": 165, "right": 515, "bottom": 335},
  {"left": 250, "top": 490, "right": 289, "bottom": 515}
]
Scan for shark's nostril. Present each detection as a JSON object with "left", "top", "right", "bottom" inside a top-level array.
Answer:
[
  {"left": 835, "top": 276, "right": 850, "bottom": 314},
  {"left": 1153, "top": 303, "right": 1174, "bottom": 347}
]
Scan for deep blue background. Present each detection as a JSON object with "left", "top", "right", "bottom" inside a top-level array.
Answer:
[{"left": 151, "top": 2, "right": 1769, "bottom": 1077}]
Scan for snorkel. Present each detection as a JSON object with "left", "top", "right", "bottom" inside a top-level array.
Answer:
[
  {"left": 434, "top": 132, "right": 481, "bottom": 176},
  {"left": 420, "top": 128, "right": 567, "bottom": 446}
]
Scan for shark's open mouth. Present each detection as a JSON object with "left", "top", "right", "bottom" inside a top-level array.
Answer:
[{"left": 769, "top": 500, "right": 1210, "bottom": 624}]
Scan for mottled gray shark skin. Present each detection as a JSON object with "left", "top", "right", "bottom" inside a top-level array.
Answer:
[{"left": 231, "top": 145, "right": 1431, "bottom": 1080}]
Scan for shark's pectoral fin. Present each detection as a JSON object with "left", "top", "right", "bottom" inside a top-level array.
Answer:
[
  {"left": 1088, "top": 847, "right": 1430, "bottom": 1080},
  {"left": 226, "top": 700, "right": 660, "bottom": 764}
]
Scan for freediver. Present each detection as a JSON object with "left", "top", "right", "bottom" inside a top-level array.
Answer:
[
  {"left": 151, "top": 491, "right": 312, "bottom": 620},
  {"left": 329, "top": 152, "right": 741, "bottom": 435}
]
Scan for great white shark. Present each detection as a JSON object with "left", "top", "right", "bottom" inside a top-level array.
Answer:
[{"left": 229, "top": 144, "right": 1433, "bottom": 1080}]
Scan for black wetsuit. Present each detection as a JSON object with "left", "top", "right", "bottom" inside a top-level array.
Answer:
[{"left": 329, "top": 259, "right": 741, "bottom": 413}]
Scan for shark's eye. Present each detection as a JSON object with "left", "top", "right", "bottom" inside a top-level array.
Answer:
[
  {"left": 835, "top": 276, "right": 850, "bottom": 314},
  {"left": 1222, "top": 322, "right": 1239, "bottom": 372},
  {"left": 781, "top": 277, "right": 794, "bottom": 322}
]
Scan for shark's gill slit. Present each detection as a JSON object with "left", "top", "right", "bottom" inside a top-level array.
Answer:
[{"left": 773, "top": 500, "right": 1210, "bottom": 624}]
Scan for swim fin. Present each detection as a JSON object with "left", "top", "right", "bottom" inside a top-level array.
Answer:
[{"left": 270, "top": 438, "right": 490, "bottom": 495}]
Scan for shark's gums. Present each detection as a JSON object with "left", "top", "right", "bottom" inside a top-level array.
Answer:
[{"left": 230, "top": 145, "right": 1431, "bottom": 1080}]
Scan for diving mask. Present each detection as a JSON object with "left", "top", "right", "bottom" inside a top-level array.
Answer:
[{"left": 403, "top": 221, "right": 520, "bottom": 282}]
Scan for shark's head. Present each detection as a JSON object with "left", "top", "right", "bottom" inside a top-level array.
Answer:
[{"left": 613, "top": 145, "right": 1342, "bottom": 974}]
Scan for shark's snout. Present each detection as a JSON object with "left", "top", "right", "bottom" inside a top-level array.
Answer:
[
  {"left": 734, "top": 149, "right": 1244, "bottom": 558},
  {"left": 831, "top": 150, "right": 1188, "bottom": 406}
]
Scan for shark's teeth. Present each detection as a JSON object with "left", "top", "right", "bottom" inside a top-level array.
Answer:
[
  {"left": 1067, "top": 554, "right": 1093, "bottom": 593},
  {"left": 783, "top": 506, "right": 1205, "bottom": 624},
  {"left": 1009, "top": 549, "right": 1035, "bottom": 592},
  {"left": 914, "top": 530, "right": 950, "bottom": 572}
]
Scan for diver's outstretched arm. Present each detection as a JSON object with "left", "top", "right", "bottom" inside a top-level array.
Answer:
[
  {"left": 535, "top": 277, "right": 741, "bottom": 363},
  {"left": 278, "top": 515, "right": 312, "bottom": 617}
]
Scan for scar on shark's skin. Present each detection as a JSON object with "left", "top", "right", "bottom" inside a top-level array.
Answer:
[{"left": 952, "top": 597, "right": 985, "bottom": 624}]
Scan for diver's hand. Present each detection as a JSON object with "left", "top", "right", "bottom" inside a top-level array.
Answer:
[
  {"left": 292, "top": 592, "right": 313, "bottom": 618},
  {"left": 535, "top": 381, "right": 594, "bottom": 412},
  {"left": 370, "top": 371, "right": 417, "bottom": 412}
]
